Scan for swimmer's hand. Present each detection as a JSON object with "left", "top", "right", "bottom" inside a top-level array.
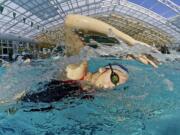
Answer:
[
  {"left": 126, "top": 42, "right": 160, "bottom": 68},
  {"left": 126, "top": 54, "right": 159, "bottom": 68},
  {"left": 137, "top": 54, "right": 159, "bottom": 68}
]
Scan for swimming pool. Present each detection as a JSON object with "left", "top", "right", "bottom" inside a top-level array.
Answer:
[{"left": 0, "top": 57, "right": 180, "bottom": 135}]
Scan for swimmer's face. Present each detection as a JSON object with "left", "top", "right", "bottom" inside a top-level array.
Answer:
[{"left": 94, "top": 68, "right": 128, "bottom": 89}]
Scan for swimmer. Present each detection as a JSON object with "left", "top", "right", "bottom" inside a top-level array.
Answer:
[
  {"left": 19, "top": 60, "right": 128, "bottom": 104},
  {"left": 16, "top": 55, "right": 31, "bottom": 64}
]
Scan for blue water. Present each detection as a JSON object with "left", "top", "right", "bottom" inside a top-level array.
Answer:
[
  {"left": 0, "top": 67, "right": 5, "bottom": 76},
  {"left": 0, "top": 58, "right": 180, "bottom": 135}
]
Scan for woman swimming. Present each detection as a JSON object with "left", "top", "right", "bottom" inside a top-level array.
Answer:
[{"left": 19, "top": 60, "right": 128, "bottom": 103}]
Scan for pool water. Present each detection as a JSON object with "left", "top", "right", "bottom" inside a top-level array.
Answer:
[{"left": 0, "top": 57, "right": 180, "bottom": 135}]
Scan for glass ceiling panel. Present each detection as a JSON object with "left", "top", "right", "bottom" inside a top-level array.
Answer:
[
  {"left": 12, "top": 0, "right": 59, "bottom": 20},
  {"left": 128, "top": 0, "right": 178, "bottom": 18},
  {"left": 171, "top": 0, "right": 180, "bottom": 5},
  {"left": 149, "top": 2, "right": 177, "bottom": 18},
  {"left": 141, "top": 0, "right": 159, "bottom": 8},
  {"left": 78, "top": 0, "right": 86, "bottom": 6},
  {"left": 0, "top": 0, "right": 178, "bottom": 43}
]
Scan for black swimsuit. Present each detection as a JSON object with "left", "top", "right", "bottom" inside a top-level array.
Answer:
[{"left": 21, "top": 80, "right": 93, "bottom": 103}]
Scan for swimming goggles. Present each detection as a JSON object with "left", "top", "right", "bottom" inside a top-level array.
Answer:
[
  {"left": 109, "top": 64, "right": 119, "bottom": 86},
  {"left": 106, "top": 63, "right": 128, "bottom": 86}
]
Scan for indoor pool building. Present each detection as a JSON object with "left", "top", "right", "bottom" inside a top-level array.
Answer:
[{"left": 0, "top": 0, "right": 180, "bottom": 135}]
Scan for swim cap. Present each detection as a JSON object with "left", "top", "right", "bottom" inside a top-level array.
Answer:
[{"left": 104, "top": 64, "right": 128, "bottom": 75}]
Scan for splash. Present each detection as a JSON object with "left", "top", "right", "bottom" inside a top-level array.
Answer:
[
  {"left": 0, "top": 52, "right": 88, "bottom": 104},
  {"left": 83, "top": 36, "right": 180, "bottom": 63},
  {"left": 0, "top": 59, "right": 59, "bottom": 103}
]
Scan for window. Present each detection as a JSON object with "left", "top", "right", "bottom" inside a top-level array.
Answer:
[
  {"left": 3, "top": 48, "right": 8, "bottom": 54},
  {"left": 8, "top": 40, "right": 13, "bottom": 47},
  {"left": 3, "top": 43, "right": 7, "bottom": 47}
]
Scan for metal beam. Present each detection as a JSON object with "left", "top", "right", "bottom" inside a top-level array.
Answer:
[{"left": 158, "top": 0, "right": 180, "bottom": 13}]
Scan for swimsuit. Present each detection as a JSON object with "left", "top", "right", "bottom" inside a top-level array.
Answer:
[{"left": 21, "top": 80, "right": 93, "bottom": 103}]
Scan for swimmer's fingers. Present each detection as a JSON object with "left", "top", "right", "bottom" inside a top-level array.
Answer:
[
  {"left": 142, "top": 54, "right": 159, "bottom": 68},
  {"left": 146, "top": 58, "right": 158, "bottom": 68},
  {"left": 126, "top": 54, "right": 136, "bottom": 60},
  {"left": 126, "top": 54, "right": 159, "bottom": 68},
  {"left": 138, "top": 55, "right": 158, "bottom": 68},
  {"left": 136, "top": 55, "right": 149, "bottom": 65},
  {"left": 129, "top": 54, "right": 149, "bottom": 65}
]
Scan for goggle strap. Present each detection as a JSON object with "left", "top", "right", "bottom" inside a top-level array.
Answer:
[{"left": 109, "top": 64, "right": 114, "bottom": 73}]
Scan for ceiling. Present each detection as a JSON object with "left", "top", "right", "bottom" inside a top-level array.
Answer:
[
  {"left": 0, "top": 0, "right": 179, "bottom": 45},
  {"left": 97, "top": 14, "right": 173, "bottom": 46}
]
